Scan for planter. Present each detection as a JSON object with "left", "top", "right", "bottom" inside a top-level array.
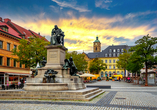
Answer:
[
  {"left": 112, "top": 79, "right": 115, "bottom": 81},
  {"left": 106, "top": 80, "right": 109, "bottom": 81}
]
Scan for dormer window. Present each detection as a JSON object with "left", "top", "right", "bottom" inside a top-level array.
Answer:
[
  {"left": 113, "top": 53, "right": 116, "bottom": 57},
  {"left": 117, "top": 49, "right": 120, "bottom": 52},
  {"left": 105, "top": 54, "right": 108, "bottom": 57},
  {"left": 109, "top": 53, "right": 111, "bottom": 57},
  {"left": 121, "top": 49, "right": 124, "bottom": 52},
  {"left": 109, "top": 49, "right": 112, "bottom": 52},
  {"left": 0, "top": 25, "right": 8, "bottom": 32}
]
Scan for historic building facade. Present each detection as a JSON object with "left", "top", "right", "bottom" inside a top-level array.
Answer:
[
  {"left": 0, "top": 17, "right": 47, "bottom": 87},
  {"left": 83, "top": 37, "right": 132, "bottom": 78}
]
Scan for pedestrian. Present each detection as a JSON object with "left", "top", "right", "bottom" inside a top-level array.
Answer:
[{"left": 119, "top": 77, "right": 121, "bottom": 82}]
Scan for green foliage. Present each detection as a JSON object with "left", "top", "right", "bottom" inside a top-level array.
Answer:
[
  {"left": 116, "top": 50, "right": 132, "bottom": 76},
  {"left": 12, "top": 36, "right": 50, "bottom": 68},
  {"left": 129, "top": 34, "right": 157, "bottom": 85},
  {"left": 126, "top": 52, "right": 144, "bottom": 74},
  {"left": 65, "top": 51, "right": 88, "bottom": 72},
  {"left": 89, "top": 58, "right": 107, "bottom": 74}
]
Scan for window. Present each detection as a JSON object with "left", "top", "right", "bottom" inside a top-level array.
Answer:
[
  {"left": 7, "top": 43, "right": 10, "bottom": 51},
  {"left": 105, "top": 60, "right": 107, "bottom": 63},
  {"left": 113, "top": 65, "right": 115, "bottom": 69},
  {"left": 3, "top": 27, "right": 8, "bottom": 32},
  {"left": 117, "top": 49, "right": 120, "bottom": 52},
  {"left": 121, "top": 49, "right": 124, "bottom": 52},
  {"left": 101, "top": 60, "right": 103, "bottom": 63},
  {"left": 106, "top": 66, "right": 107, "bottom": 69},
  {"left": 109, "top": 49, "right": 112, "bottom": 52},
  {"left": 0, "top": 41, "right": 3, "bottom": 49},
  {"left": 20, "top": 62, "right": 22, "bottom": 68},
  {"left": 105, "top": 54, "right": 108, "bottom": 57},
  {"left": 117, "top": 53, "right": 119, "bottom": 57},
  {"left": 113, "top": 49, "right": 116, "bottom": 52},
  {"left": 0, "top": 56, "right": 2, "bottom": 65},
  {"left": 96, "top": 47, "right": 97, "bottom": 50},
  {"left": 117, "top": 71, "right": 120, "bottom": 74},
  {"left": 7, "top": 58, "right": 10, "bottom": 66},
  {"left": 109, "top": 60, "right": 111, "bottom": 63},
  {"left": 113, "top": 53, "right": 115, "bottom": 57},
  {"left": 109, "top": 54, "right": 111, "bottom": 57},
  {"left": 109, "top": 65, "right": 111, "bottom": 69},
  {"left": 113, "top": 59, "right": 115, "bottom": 63},
  {"left": 14, "top": 45, "right": 17, "bottom": 49},
  {"left": 121, "top": 71, "right": 124, "bottom": 74},
  {"left": 14, "top": 60, "right": 16, "bottom": 67},
  {"left": 25, "top": 64, "right": 27, "bottom": 68}
]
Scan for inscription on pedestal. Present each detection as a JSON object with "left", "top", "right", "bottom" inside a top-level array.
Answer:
[{"left": 50, "top": 51, "right": 58, "bottom": 62}]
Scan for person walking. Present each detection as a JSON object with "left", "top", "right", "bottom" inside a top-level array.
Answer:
[{"left": 119, "top": 77, "right": 121, "bottom": 82}]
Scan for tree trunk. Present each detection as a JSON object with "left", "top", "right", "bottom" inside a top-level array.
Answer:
[{"left": 145, "top": 63, "right": 148, "bottom": 86}]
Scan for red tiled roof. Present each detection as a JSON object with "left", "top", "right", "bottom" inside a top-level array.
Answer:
[
  {"left": 9, "top": 22, "right": 34, "bottom": 39},
  {"left": 29, "top": 30, "right": 48, "bottom": 42},
  {"left": 0, "top": 22, "right": 21, "bottom": 38},
  {"left": 8, "top": 21, "right": 48, "bottom": 42}
]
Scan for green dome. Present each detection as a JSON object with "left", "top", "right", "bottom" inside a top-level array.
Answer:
[{"left": 94, "top": 36, "right": 100, "bottom": 42}]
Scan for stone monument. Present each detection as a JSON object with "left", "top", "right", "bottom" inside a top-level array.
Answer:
[{"left": 23, "top": 25, "right": 85, "bottom": 91}]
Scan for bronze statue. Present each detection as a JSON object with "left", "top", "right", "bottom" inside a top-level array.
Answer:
[
  {"left": 50, "top": 25, "right": 65, "bottom": 45},
  {"left": 40, "top": 57, "right": 47, "bottom": 67},
  {"left": 63, "top": 57, "right": 77, "bottom": 76}
]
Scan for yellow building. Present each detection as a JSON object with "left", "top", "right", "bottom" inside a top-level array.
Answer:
[{"left": 83, "top": 37, "right": 132, "bottom": 78}]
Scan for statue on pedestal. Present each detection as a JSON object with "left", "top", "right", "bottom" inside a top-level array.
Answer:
[
  {"left": 63, "top": 57, "right": 78, "bottom": 76},
  {"left": 50, "top": 25, "right": 65, "bottom": 45}
]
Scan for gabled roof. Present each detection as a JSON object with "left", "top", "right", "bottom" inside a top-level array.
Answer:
[
  {"left": 0, "top": 22, "right": 21, "bottom": 38},
  {"left": 8, "top": 21, "right": 35, "bottom": 39},
  {"left": 29, "top": 30, "right": 48, "bottom": 42}
]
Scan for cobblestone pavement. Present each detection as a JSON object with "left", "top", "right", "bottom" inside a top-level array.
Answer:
[{"left": 0, "top": 81, "right": 157, "bottom": 110}]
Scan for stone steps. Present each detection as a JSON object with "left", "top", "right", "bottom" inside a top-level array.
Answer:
[{"left": 0, "top": 88, "right": 104, "bottom": 101}]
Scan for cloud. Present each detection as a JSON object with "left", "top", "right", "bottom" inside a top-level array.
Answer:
[
  {"left": 95, "top": 0, "right": 112, "bottom": 10},
  {"left": 52, "top": 0, "right": 90, "bottom": 12},
  {"left": 12, "top": 11, "right": 157, "bottom": 52}
]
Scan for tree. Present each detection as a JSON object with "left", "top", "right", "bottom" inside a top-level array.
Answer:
[
  {"left": 66, "top": 51, "right": 88, "bottom": 72},
  {"left": 129, "top": 34, "right": 157, "bottom": 86},
  {"left": 116, "top": 50, "right": 132, "bottom": 77},
  {"left": 12, "top": 36, "right": 50, "bottom": 68},
  {"left": 126, "top": 52, "right": 144, "bottom": 76},
  {"left": 89, "top": 58, "right": 107, "bottom": 74}
]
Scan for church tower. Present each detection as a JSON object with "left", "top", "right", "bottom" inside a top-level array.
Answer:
[{"left": 93, "top": 36, "right": 101, "bottom": 52}]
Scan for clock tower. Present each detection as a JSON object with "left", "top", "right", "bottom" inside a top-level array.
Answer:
[{"left": 93, "top": 36, "right": 101, "bottom": 52}]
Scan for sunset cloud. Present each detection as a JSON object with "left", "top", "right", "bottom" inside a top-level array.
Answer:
[{"left": 12, "top": 12, "right": 156, "bottom": 52}]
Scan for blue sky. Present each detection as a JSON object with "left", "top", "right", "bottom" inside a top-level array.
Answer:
[{"left": 0, "top": 0, "right": 157, "bottom": 52}]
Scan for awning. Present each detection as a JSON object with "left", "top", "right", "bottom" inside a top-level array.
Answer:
[
  {"left": 79, "top": 73, "right": 96, "bottom": 77},
  {"left": 6, "top": 73, "right": 31, "bottom": 76}
]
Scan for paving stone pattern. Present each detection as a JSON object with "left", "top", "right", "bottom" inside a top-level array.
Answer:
[{"left": 0, "top": 90, "right": 157, "bottom": 110}]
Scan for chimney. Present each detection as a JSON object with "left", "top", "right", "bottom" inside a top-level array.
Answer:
[
  {"left": 4, "top": 18, "right": 11, "bottom": 23},
  {"left": 0, "top": 17, "right": 2, "bottom": 22}
]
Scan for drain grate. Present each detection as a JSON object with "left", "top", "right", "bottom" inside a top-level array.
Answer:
[{"left": 115, "top": 97, "right": 126, "bottom": 99}]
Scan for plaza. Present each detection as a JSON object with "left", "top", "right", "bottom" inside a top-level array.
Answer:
[{"left": 0, "top": 80, "right": 157, "bottom": 110}]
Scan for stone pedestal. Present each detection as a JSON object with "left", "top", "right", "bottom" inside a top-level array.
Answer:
[{"left": 24, "top": 45, "right": 86, "bottom": 91}]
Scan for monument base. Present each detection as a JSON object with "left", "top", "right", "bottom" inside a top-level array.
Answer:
[{"left": 23, "top": 83, "right": 68, "bottom": 91}]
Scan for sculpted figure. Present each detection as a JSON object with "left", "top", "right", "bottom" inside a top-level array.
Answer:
[
  {"left": 63, "top": 57, "right": 77, "bottom": 76},
  {"left": 50, "top": 25, "right": 65, "bottom": 45}
]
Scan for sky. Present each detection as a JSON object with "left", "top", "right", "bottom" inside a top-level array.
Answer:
[{"left": 0, "top": 0, "right": 157, "bottom": 53}]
